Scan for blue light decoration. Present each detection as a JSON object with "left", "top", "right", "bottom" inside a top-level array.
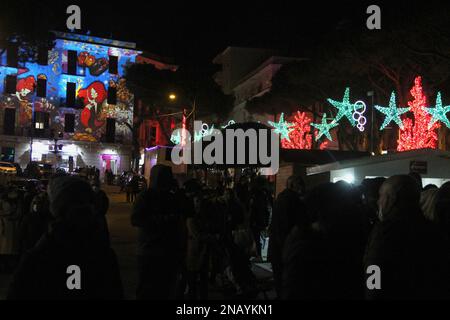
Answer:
[{"left": 0, "top": 31, "right": 141, "bottom": 143}]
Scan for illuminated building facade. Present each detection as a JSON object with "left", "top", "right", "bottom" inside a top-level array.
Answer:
[{"left": 0, "top": 31, "right": 141, "bottom": 176}]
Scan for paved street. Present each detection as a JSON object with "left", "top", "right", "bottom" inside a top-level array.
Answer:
[{"left": 103, "top": 185, "right": 138, "bottom": 300}]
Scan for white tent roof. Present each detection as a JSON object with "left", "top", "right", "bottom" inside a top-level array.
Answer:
[{"left": 307, "top": 148, "right": 450, "bottom": 176}]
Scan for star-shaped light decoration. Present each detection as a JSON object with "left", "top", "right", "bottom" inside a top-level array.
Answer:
[
  {"left": 375, "top": 92, "right": 410, "bottom": 130},
  {"left": 425, "top": 92, "right": 450, "bottom": 129},
  {"left": 327, "top": 88, "right": 363, "bottom": 126},
  {"left": 311, "top": 113, "right": 339, "bottom": 141},
  {"left": 268, "top": 113, "right": 294, "bottom": 141}
]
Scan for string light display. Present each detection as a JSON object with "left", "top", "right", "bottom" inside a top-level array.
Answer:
[
  {"left": 327, "top": 88, "right": 363, "bottom": 126},
  {"left": 268, "top": 112, "right": 294, "bottom": 141},
  {"left": 375, "top": 92, "right": 410, "bottom": 130},
  {"left": 281, "top": 111, "right": 313, "bottom": 149},
  {"left": 397, "top": 76, "right": 439, "bottom": 151},
  {"left": 425, "top": 92, "right": 450, "bottom": 129},
  {"left": 352, "top": 100, "right": 367, "bottom": 132},
  {"left": 170, "top": 122, "right": 216, "bottom": 144},
  {"left": 221, "top": 120, "right": 236, "bottom": 129},
  {"left": 311, "top": 113, "right": 339, "bottom": 141}
]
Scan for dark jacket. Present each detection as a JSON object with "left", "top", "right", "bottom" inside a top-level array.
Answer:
[
  {"left": 131, "top": 165, "right": 185, "bottom": 258},
  {"left": 249, "top": 190, "right": 272, "bottom": 230},
  {"left": 282, "top": 225, "right": 365, "bottom": 300},
  {"left": 19, "top": 192, "right": 51, "bottom": 253},
  {"left": 268, "top": 188, "right": 306, "bottom": 265},
  {"left": 364, "top": 208, "right": 450, "bottom": 300},
  {"left": 8, "top": 222, "right": 123, "bottom": 300},
  {"left": 94, "top": 189, "right": 110, "bottom": 247}
]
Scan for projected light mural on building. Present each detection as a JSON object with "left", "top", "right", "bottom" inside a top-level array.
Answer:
[{"left": 0, "top": 32, "right": 140, "bottom": 143}]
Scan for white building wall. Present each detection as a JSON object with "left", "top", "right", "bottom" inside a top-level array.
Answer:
[
  {"left": 330, "top": 153, "right": 450, "bottom": 186},
  {"left": 0, "top": 135, "right": 132, "bottom": 178}
]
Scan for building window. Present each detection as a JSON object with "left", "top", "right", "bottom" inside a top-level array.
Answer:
[
  {"left": 3, "top": 108, "right": 16, "bottom": 135},
  {"left": 34, "top": 111, "right": 49, "bottom": 130},
  {"left": 107, "top": 86, "right": 117, "bottom": 105},
  {"left": 38, "top": 46, "right": 48, "bottom": 65},
  {"left": 67, "top": 50, "right": 77, "bottom": 75},
  {"left": 66, "top": 82, "right": 76, "bottom": 107},
  {"left": 7, "top": 43, "right": 18, "bottom": 68},
  {"left": 105, "top": 118, "right": 116, "bottom": 143},
  {"left": 36, "top": 78, "right": 47, "bottom": 98},
  {"left": 64, "top": 113, "right": 75, "bottom": 133},
  {"left": 5, "top": 75, "right": 17, "bottom": 94},
  {"left": 109, "top": 55, "right": 118, "bottom": 74}
]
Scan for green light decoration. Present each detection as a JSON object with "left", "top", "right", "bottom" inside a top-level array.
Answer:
[
  {"left": 327, "top": 88, "right": 363, "bottom": 126},
  {"left": 268, "top": 112, "right": 294, "bottom": 141},
  {"left": 194, "top": 131, "right": 203, "bottom": 142},
  {"left": 425, "top": 92, "right": 450, "bottom": 129},
  {"left": 311, "top": 113, "right": 339, "bottom": 141},
  {"left": 170, "top": 123, "right": 216, "bottom": 144},
  {"left": 221, "top": 120, "right": 236, "bottom": 129},
  {"left": 375, "top": 92, "right": 410, "bottom": 130},
  {"left": 170, "top": 131, "right": 181, "bottom": 145},
  {"left": 194, "top": 123, "right": 215, "bottom": 142}
]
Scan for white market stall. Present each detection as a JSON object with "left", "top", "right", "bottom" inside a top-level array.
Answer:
[{"left": 306, "top": 148, "right": 450, "bottom": 187}]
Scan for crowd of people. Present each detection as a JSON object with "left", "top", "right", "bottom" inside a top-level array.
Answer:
[
  {"left": 0, "top": 170, "right": 117, "bottom": 299},
  {"left": 1, "top": 163, "right": 450, "bottom": 300},
  {"left": 119, "top": 171, "right": 147, "bottom": 203},
  {"left": 271, "top": 173, "right": 450, "bottom": 299},
  {"left": 131, "top": 166, "right": 272, "bottom": 299}
]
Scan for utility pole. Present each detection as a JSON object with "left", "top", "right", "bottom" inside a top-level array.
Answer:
[{"left": 367, "top": 91, "right": 375, "bottom": 154}]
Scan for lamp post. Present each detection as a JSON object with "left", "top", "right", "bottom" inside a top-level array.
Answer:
[
  {"left": 167, "top": 92, "right": 196, "bottom": 131},
  {"left": 367, "top": 91, "right": 375, "bottom": 154}
]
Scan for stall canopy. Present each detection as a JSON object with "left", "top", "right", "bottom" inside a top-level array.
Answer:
[{"left": 306, "top": 148, "right": 450, "bottom": 186}]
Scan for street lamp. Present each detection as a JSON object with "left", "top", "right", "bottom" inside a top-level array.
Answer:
[{"left": 168, "top": 93, "right": 177, "bottom": 101}]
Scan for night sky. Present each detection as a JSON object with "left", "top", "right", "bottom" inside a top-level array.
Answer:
[{"left": 0, "top": 0, "right": 447, "bottom": 75}]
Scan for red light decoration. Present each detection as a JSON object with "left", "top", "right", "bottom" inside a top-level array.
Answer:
[
  {"left": 397, "top": 76, "right": 439, "bottom": 151},
  {"left": 280, "top": 111, "right": 329, "bottom": 150},
  {"left": 281, "top": 111, "right": 313, "bottom": 149}
]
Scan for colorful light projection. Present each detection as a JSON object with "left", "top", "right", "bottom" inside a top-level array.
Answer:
[{"left": 0, "top": 35, "right": 140, "bottom": 143}]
